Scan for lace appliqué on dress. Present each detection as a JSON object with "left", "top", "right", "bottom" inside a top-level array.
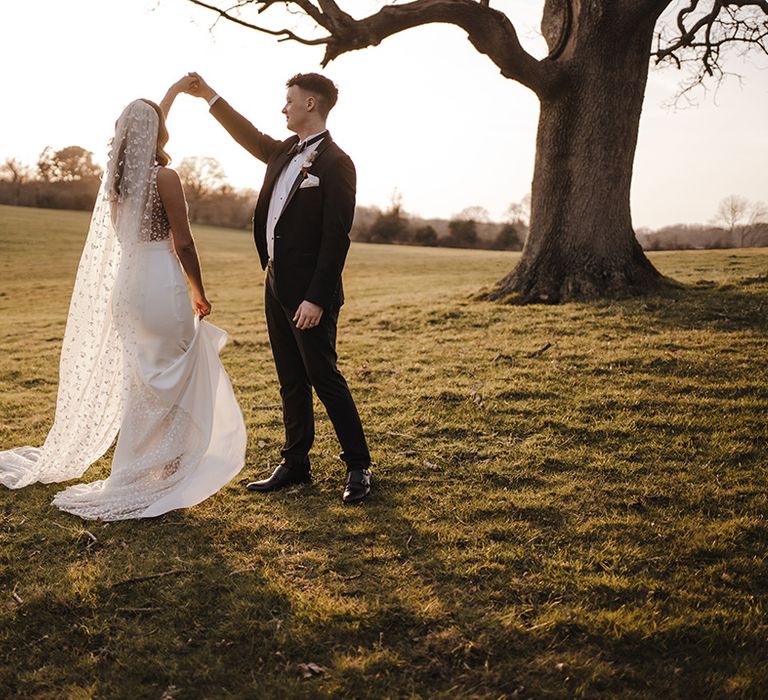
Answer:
[
  {"left": 140, "top": 166, "right": 172, "bottom": 243},
  {"left": 52, "top": 373, "right": 204, "bottom": 521}
]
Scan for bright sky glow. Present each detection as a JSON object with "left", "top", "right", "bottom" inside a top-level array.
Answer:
[{"left": 1, "top": 0, "right": 766, "bottom": 228}]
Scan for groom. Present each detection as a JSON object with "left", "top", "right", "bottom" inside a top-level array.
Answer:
[{"left": 182, "top": 72, "right": 372, "bottom": 503}]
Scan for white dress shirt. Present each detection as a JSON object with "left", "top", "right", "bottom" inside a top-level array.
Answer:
[{"left": 267, "top": 131, "right": 326, "bottom": 261}]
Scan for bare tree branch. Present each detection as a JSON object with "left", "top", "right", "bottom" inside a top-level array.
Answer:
[
  {"left": 658, "top": 0, "right": 724, "bottom": 60},
  {"left": 187, "top": 0, "right": 327, "bottom": 45},
  {"left": 185, "top": 0, "right": 563, "bottom": 97},
  {"left": 184, "top": 0, "right": 766, "bottom": 99},
  {"left": 654, "top": 0, "right": 768, "bottom": 91}
]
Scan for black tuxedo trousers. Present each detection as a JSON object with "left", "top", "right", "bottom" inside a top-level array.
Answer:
[{"left": 264, "top": 265, "right": 370, "bottom": 471}]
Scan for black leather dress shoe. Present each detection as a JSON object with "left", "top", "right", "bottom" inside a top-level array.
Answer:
[
  {"left": 246, "top": 463, "right": 312, "bottom": 492},
  {"left": 342, "top": 468, "right": 372, "bottom": 504}
]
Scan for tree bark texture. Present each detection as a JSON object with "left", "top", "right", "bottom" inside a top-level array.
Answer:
[{"left": 484, "top": 5, "right": 664, "bottom": 303}]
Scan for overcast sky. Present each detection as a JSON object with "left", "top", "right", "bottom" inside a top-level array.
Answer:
[{"left": 1, "top": 0, "right": 766, "bottom": 228}]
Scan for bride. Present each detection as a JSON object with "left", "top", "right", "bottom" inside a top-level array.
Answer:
[{"left": 0, "top": 83, "right": 247, "bottom": 520}]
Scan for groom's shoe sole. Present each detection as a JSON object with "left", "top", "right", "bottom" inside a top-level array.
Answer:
[{"left": 246, "top": 464, "right": 312, "bottom": 492}]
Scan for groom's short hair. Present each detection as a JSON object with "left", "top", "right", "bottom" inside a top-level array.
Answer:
[{"left": 286, "top": 73, "right": 338, "bottom": 117}]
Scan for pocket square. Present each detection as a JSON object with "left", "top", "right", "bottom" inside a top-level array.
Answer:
[{"left": 299, "top": 174, "right": 320, "bottom": 189}]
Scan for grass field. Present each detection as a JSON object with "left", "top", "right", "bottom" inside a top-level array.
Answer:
[{"left": 1, "top": 203, "right": 767, "bottom": 699}]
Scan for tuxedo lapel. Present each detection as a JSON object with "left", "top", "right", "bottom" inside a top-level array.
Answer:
[
  {"left": 310, "top": 131, "right": 334, "bottom": 160},
  {"left": 281, "top": 169, "right": 308, "bottom": 219},
  {"left": 278, "top": 132, "right": 334, "bottom": 219},
  {"left": 255, "top": 137, "right": 299, "bottom": 214}
]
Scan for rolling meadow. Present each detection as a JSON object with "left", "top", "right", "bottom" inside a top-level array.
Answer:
[{"left": 0, "top": 204, "right": 767, "bottom": 698}]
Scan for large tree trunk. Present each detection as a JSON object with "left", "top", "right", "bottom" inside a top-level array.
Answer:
[{"left": 484, "top": 9, "right": 664, "bottom": 303}]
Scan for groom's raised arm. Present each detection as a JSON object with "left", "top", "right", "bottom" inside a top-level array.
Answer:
[
  {"left": 209, "top": 98, "right": 282, "bottom": 164},
  {"left": 183, "top": 72, "right": 282, "bottom": 164}
]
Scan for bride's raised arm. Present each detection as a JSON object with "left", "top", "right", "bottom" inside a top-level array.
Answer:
[{"left": 159, "top": 76, "right": 198, "bottom": 117}]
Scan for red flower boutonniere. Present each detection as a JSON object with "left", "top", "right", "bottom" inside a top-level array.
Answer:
[{"left": 301, "top": 149, "right": 319, "bottom": 177}]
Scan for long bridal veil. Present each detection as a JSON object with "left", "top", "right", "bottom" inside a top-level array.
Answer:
[
  {"left": 0, "top": 100, "right": 157, "bottom": 488},
  {"left": 0, "top": 100, "right": 246, "bottom": 518}
]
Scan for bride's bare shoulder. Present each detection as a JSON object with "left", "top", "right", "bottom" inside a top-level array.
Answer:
[
  {"left": 156, "top": 166, "right": 180, "bottom": 185},
  {"left": 156, "top": 166, "right": 183, "bottom": 196}
]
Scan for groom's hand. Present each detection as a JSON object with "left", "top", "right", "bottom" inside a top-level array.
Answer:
[
  {"left": 170, "top": 75, "right": 198, "bottom": 94},
  {"left": 184, "top": 72, "right": 216, "bottom": 102},
  {"left": 293, "top": 301, "right": 323, "bottom": 330}
]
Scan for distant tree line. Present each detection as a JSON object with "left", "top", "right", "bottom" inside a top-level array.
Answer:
[
  {"left": 636, "top": 196, "right": 768, "bottom": 250},
  {"left": 0, "top": 148, "right": 104, "bottom": 211},
  {"left": 351, "top": 196, "right": 529, "bottom": 251},
  {"left": 636, "top": 223, "right": 768, "bottom": 251},
  {"left": 0, "top": 149, "right": 255, "bottom": 229},
  {"left": 2, "top": 152, "right": 766, "bottom": 251},
  {"left": 351, "top": 193, "right": 768, "bottom": 252}
]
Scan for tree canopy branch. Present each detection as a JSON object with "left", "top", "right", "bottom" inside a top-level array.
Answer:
[
  {"left": 185, "top": 0, "right": 562, "bottom": 97},
  {"left": 187, "top": 0, "right": 328, "bottom": 45},
  {"left": 654, "top": 0, "right": 768, "bottom": 90}
]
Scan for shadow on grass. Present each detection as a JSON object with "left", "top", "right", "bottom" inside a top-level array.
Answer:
[
  {"left": 2, "top": 266, "right": 767, "bottom": 696},
  {"left": 601, "top": 277, "right": 768, "bottom": 335},
  {"left": 3, "top": 455, "right": 767, "bottom": 696},
  {"left": 269, "top": 477, "right": 768, "bottom": 697},
  {"left": 0, "top": 499, "right": 312, "bottom": 698}
]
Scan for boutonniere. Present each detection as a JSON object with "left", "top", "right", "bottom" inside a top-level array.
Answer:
[{"left": 301, "top": 149, "right": 319, "bottom": 177}]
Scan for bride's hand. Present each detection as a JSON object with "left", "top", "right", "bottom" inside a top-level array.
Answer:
[
  {"left": 184, "top": 72, "right": 216, "bottom": 102},
  {"left": 193, "top": 293, "right": 211, "bottom": 319},
  {"left": 171, "top": 75, "right": 199, "bottom": 95},
  {"left": 160, "top": 76, "right": 200, "bottom": 115}
]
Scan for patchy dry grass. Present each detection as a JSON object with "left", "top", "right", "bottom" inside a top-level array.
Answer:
[{"left": 1, "top": 204, "right": 767, "bottom": 698}]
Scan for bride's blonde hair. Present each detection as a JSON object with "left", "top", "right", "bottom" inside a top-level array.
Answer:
[
  {"left": 110, "top": 99, "right": 172, "bottom": 197},
  {"left": 140, "top": 99, "right": 171, "bottom": 166}
]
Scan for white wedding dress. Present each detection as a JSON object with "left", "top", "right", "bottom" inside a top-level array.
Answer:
[{"left": 0, "top": 100, "right": 246, "bottom": 520}]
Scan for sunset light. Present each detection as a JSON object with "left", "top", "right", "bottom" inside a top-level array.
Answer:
[{"left": 1, "top": 0, "right": 765, "bottom": 227}]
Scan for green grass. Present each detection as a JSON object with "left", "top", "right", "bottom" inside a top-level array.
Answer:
[{"left": 1, "top": 204, "right": 767, "bottom": 698}]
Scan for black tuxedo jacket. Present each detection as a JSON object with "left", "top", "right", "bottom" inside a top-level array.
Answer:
[{"left": 210, "top": 99, "right": 355, "bottom": 312}]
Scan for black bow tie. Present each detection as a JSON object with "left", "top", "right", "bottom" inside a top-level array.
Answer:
[{"left": 287, "top": 132, "right": 326, "bottom": 157}]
